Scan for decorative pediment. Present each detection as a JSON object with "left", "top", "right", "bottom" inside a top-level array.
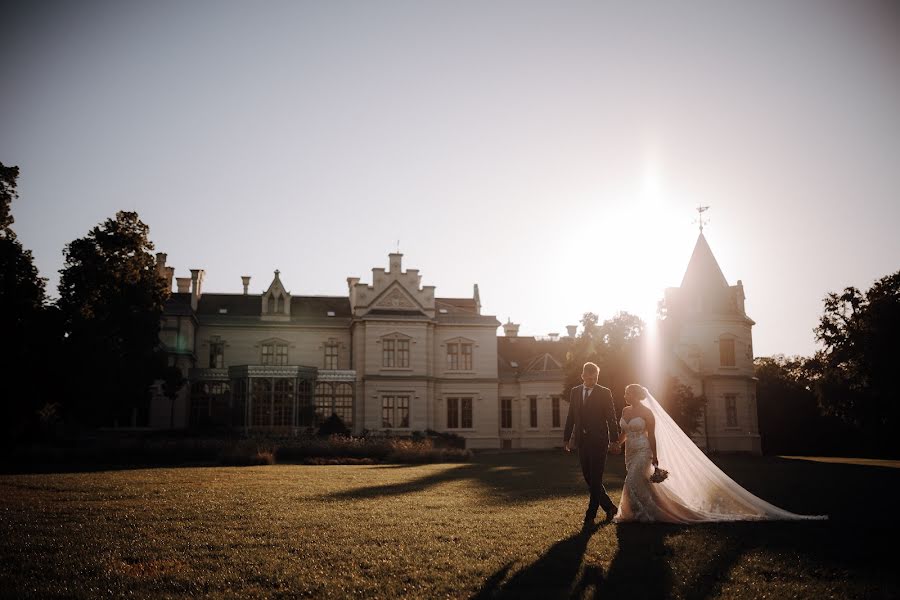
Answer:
[
  {"left": 347, "top": 253, "right": 437, "bottom": 319},
  {"left": 373, "top": 285, "right": 419, "bottom": 311}
]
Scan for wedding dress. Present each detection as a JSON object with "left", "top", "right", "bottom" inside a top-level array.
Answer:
[{"left": 614, "top": 391, "right": 828, "bottom": 523}]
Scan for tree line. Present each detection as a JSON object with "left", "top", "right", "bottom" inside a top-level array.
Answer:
[{"left": 2, "top": 162, "right": 169, "bottom": 445}]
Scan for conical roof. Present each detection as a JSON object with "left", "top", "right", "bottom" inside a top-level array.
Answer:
[{"left": 680, "top": 233, "right": 728, "bottom": 289}]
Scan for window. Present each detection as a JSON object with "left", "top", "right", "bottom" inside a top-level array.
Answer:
[
  {"left": 267, "top": 293, "right": 285, "bottom": 314},
  {"left": 273, "top": 379, "right": 294, "bottom": 427},
  {"left": 324, "top": 342, "right": 339, "bottom": 370},
  {"left": 529, "top": 397, "right": 538, "bottom": 428},
  {"left": 725, "top": 394, "right": 738, "bottom": 427},
  {"left": 501, "top": 398, "right": 512, "bottom": 429},
  {"left": 334, "top": 383, "right": 354, "bottom": 426},
  {"left": 447, "top": 343, "right": 458, "bottom": 370},
  {"left": 720, "top": 338, "right": 735, "bottom": 367},
  {"left": 382, "top": 395, "right": 410, "bottom": 428},
  {"left": 552, "top": 396, "right": 561, "bottom": 428},
  {"left": 447, "top": 341, "right": 473, "bottom": 370},
  {"left": 315, "top": 382, "right": 333, "bottom": 423},
  {"left": 297, "top": 380, "right": 314, "bottom": 427},
  {"left": 261, "top": 342, "right": 288, "bottom": 366},
  {"left": 190, "top": 381, "right": 229, "bottom": 426},
  {"left": 312, "top": 382, "right": 354, "bottom": 428},
  {"left": 397, "top": 339, "right": 409, "bottom": 368},
  {"left": 382, "top": 339, "right": 395, "bottom": 367},
  {"left": 209, "top": 341, "right": 224, "bottom": 369},
  {"left": 382, "top": 336, "right": 410, "bottom": 368},
  {"left": 447, "top": 397, "right": 473, "bottom": 429},
  {"left": 251, "top": 378, "right": 272, "bottom": 427}
]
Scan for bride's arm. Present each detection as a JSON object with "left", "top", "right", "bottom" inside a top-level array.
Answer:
[{"left": 647, "top": 413, "right": 659, "bottom": 466}]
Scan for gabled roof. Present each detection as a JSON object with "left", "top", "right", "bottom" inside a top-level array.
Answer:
[
  {"left": 680, "top": 233, "right": 728, "bottom": 289},
  {"left": 525, "top": 353, "right": 563, "bottom": 373},
  {"left": 497, "top": 336, "right": 570, "bottom": 379}
]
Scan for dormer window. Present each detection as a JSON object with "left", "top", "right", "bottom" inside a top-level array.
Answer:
[
  {"left": 267, "top": 293, "right": 286, "bottom": 314},
  {"left": 261, "top": 270, "right": 291, "bottom": 317}
]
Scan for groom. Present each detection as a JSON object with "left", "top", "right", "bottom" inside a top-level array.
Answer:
[{"left": 564, "top": 361, "right": 621, "bottom": 528}]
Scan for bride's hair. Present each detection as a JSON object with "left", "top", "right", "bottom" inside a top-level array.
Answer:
[{"left": 624, "top": 384, "right": 648, "bottom": 404}]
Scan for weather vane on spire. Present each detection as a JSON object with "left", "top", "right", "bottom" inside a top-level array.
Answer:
[{"left": 694, "top": 205, "right": 710, "bottom": 233}]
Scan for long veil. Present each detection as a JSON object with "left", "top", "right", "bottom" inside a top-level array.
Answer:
[{"left": 642, "top": 390, "right": 827, "bottom": 521}]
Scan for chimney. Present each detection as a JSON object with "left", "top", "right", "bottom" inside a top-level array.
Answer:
[
  {"left": 176, "top": 277, "right": 191, "bottom": 294},
  {"left": 190, "top": 269, "right": 205, "bottom": 311},
  {"left": 473, "top": 283, "right": 481, "bottom": 315},
  {"left": 566, "top": 325, "right": 577, "bottom": 338},
  {"left": 241, "top": 276, "right": 251, "bottom": 295},
  {"left": 155, "top": 253, "right": 167, "bottom": 276},
  {"left": 155, "top": 253, "right": 174, "bottom": 293},
  {"left": 389, "top": 252, "right": 402, "bottom": 273},
  {"left": 502, "top": 319, "right": 520, "bottom": 337}
]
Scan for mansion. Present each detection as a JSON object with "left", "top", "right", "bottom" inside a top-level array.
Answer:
[{"left": 152, "top": 233, "right": 761, "bottom": 453}]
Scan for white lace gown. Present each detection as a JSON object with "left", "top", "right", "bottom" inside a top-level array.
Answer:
[
  {"left": 616, "top": 416, "right": 708, "bottom": 523},
  {"left": 613, "top": 409, "right": 828, "bottom": 524}
]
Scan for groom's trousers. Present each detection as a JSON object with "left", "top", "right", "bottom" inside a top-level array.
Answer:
[{"left": 579, "top": 434, "right": 615, "bottom": 517}]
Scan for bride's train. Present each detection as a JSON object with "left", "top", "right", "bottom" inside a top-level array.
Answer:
[{"left": 614, "top": 391, "right": 828, "bottom": 523}]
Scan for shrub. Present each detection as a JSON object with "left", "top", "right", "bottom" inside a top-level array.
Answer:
[
  {"left": 317, "top": 414, "right": 351, "bottom": 437},
  {"left": 218, "top": 440, "right": 277, "bottom": 466}
]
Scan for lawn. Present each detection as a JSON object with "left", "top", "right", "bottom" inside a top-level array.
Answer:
[{"left": 0, "top": 451, "right": 896, "bottom": 599}]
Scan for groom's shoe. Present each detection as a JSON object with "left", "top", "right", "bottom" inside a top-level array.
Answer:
[{"left": 604, "top": 506, "right": 618, "bottom": 522}]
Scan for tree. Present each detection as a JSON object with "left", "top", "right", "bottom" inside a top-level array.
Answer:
[
  {"left": 160, "top": 365, "right": 186, "bottom": 430},
  {"left": 57, "top": 211, "right": 169, "bottom": 427},
  {"left": 0, "top": 163, "right": 55, "bottom": 444},
  {"left": 660, "top": 376, "right": 706, "bottom": 437},
  {"left": 755, "top": 355, "right": 862, "bottom": 456},
  {"left": 0, "top": 162, "right": 19, "bottom": 232},
  {"left": 808, "top": 271, "right": 900, "bottom": 449},
  {"left": 563, "top": 311, "right": 646, "bottom": 410}
]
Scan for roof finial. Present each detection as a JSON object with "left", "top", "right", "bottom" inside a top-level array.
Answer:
[
  {"left": 396, "top": 240, "right": 400, "bottom": 253},
  {"left": 694, "top": 205, "right": 710, "bottom": 233}
]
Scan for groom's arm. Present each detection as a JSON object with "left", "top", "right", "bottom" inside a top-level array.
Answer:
[
  {"left": 603, "top": 388, "right": 619, "bottom": 441},
  {"left": 563, "top": 388, "right": 576, "bottom": 444}
]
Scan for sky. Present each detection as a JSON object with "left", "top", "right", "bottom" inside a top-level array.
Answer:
[{"left": 2, "top": 0, "right": 899, "bottom": 358}]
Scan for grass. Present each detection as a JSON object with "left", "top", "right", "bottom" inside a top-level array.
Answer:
[{"left": 0, "top": 451, "right": 896, "bottom": 599}]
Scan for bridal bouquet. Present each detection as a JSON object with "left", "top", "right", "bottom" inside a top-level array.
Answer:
[{"left": 649, "top": 466, "right": 669, "bottom": 483}]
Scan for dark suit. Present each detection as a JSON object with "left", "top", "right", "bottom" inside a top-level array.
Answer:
[{"left": 563, "top": 384, "right": 620, "bottom": 518}]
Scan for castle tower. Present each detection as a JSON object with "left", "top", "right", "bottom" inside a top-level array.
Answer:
[{"left": 662, "top": 232, "right": 761, "bottom": 454}]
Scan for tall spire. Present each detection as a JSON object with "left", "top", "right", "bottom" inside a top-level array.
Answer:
[{"left": 680, "top": 232, "right": 728, "bottom": 289}]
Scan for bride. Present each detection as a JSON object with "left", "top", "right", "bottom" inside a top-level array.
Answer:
[{"left": 613, "top": 384, "right": 827, "bottom": 523}]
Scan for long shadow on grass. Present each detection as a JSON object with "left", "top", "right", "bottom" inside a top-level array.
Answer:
[
  {"left": 471, "top": 527, "right": 596, "bottom": 599},
  {"left": 324, "top": 451, "right": 606, "bottom": 505}
]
